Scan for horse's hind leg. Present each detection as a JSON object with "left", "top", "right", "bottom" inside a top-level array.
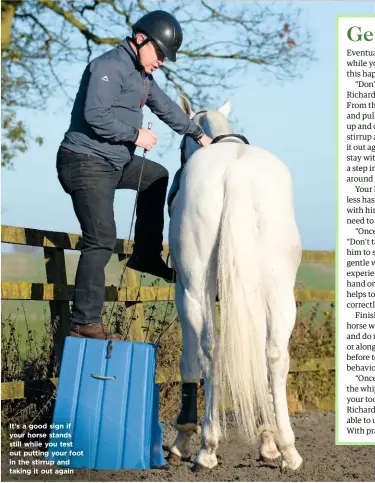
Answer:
[
  {"left": 266, "top": 281, "right": 303, "bottom": 471},
  {"left": 194, "top": 285, "right": 221, "bottom": 470}
]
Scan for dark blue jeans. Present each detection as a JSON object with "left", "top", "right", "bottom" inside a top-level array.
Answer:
[{"left": 56, "top": 148, "right": 168, "bottom": 324}]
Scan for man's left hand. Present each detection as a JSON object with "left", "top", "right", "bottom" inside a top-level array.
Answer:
[{"left": 198, "top": 134, "right": 212, "bottom": 147}]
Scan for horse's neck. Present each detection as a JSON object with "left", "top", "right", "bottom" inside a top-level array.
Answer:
[
  {"left": 182, "top": 113, "right": 235, "bottom": 164},
  {"left": 202, "top": 115, "right": 234, "bottom": 139}
]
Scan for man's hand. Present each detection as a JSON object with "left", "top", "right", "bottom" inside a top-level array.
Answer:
[
  {"left": 198, "top": 134, "right": 213, "bottom": 147},
  {"left": 135, "top": 128, "right": 158, "bottom": 151}
]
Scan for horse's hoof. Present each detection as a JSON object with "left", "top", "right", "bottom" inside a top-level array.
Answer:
[
  {"left": 193, "top": 453, "right": 218, "bottom": 470},
  {"left": 260, "top": 450, "right": 282, "bottom": 464},
  {"left": 167, "top": 452, "right": 183, "bottom": 466},
  {"left": 192, "top": 462, "right": 208, "bottom": 473},
  {"left": 261, "top": 454, "right": 282, "bottom": 465},
  {"left": 281, "top": 458, "right": 303, "bottom": 473}
]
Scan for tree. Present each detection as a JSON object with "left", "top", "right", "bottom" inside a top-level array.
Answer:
[{"left": 1, "top": 0, "right": 315, "bottom": 167}]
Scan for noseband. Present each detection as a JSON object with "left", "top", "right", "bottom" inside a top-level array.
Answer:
[{"left": 180, "top": 110, "right": 250, "bottom": 167}]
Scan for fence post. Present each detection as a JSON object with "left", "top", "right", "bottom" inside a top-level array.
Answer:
[
  {"left": 44, "top": 247, "right": 70, "bottom": 371},
  {"left": 117, "top": 255, "right": 145, "bottom": 341}
]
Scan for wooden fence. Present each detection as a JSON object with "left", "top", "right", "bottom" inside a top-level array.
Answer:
[{"left": 1, "top": 224, "right": 336, "bottom": 402}]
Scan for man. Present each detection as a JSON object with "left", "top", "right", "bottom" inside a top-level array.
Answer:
[{"left": 56, "top": 10, "right": 212, "bottom": 340}]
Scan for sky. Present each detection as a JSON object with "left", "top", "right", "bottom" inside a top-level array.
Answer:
[{"left": 2, "top": 0, "right": 374, "bottom": 252}]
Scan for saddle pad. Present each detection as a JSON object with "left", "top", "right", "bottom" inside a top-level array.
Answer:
[{"left": 46, "top": 337, "right": 164, "bottom": 470}]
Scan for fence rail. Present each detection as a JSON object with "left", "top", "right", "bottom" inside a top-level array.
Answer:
[
  {"left": 1, "top": 357, "right": 335, "bottom": 401},
  {"left": 1, "top": 224, "right": 336, "bottom": 402},
  {"left": 2, "top": 281, "right": 334, "bottom": 304},
  {"left": 2, "top": 224, "right": 335, "bottom": 262}
]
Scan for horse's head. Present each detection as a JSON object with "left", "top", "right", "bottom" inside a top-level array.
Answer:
[{"left": 179, "top": 96, "right": 234, "bottom": 166}]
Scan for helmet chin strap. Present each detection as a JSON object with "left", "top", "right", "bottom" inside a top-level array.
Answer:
[{"left": 128, "top": 34, "right": 151, "bottom": 59}]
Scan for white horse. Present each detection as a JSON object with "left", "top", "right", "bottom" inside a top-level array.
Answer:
[{"left": 167, "top": 96, "right": 303, "bottom": 472}]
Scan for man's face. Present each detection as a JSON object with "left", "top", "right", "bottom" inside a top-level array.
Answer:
[{"left": 137, "top": 34, "right": 166, "bottom": 74}]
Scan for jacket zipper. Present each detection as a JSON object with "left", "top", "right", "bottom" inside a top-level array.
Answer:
[{"left": 139, "top": 75, "right": 147, "bottom": 108}]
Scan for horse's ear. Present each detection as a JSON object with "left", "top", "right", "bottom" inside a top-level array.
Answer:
[
  {"left": 218, "top": 99, "right": 231, "bottom": 118},
  {"left": 181, "top": 95, "right": 195, "bottom": 119}
]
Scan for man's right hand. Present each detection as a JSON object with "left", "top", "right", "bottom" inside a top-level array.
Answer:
[
  {"left": 135, "top": 128, "right": 158, "bottom": 151},
  {"left": 198, "top": 134, "right": 212, "bottom": 147}
]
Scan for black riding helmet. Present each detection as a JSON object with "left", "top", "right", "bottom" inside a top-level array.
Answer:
[{"left": 132, "top": 10, "right": 183, "bottom": 62}]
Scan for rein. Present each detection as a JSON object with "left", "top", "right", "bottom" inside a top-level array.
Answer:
[{"left": 180, "top": 110, "right": 250, "bottom": 166}]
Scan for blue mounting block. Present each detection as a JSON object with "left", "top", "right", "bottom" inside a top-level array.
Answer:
[{"left": 47, "top": 337, "right": 165, "bottom": 470}]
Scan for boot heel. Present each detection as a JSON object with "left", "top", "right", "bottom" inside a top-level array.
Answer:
[{"left": 70, "top": 331, "right": 84, "bottom": 337}]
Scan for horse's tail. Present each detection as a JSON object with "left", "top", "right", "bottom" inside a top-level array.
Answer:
[{"left": 217, "top": 155, "right": 276, "bottom": 443}]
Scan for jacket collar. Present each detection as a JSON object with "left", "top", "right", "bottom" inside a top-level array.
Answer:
[{"left": 120, "top": 37, "right": 143, "bottom": 71}]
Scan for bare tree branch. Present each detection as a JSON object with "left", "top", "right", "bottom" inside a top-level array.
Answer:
[
  {"left": 1, "top": 0, "right": 316, "bottom": 167},
  {"left": 39, "top": 0, "right": 119, "bottom": 45}
]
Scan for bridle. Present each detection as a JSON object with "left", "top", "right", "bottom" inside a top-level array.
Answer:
[{"left": 180, "top": 110, "right": 250, "bottom": 167}]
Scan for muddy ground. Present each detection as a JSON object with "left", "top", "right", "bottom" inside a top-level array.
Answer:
[{"left": 2, "top": 411, "right": 374, "bottom": 482}]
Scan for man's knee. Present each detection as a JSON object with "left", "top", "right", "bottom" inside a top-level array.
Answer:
[
  {"left": 99, "top": 227, "right": 117, "bottom": 252},
  {"left": 152, "top": 162, "right": 169, "bottom": 183},
  {"left": 71, "top": 188, "right": 117, "bottom": 252},
  {"left": 145, "top": 161, "right": 169, "bottom": 186},
  {"left": 140, "top": 162, "right": 169, "bottom": 196},
  {"left": 81, "top": 221, "right": 116, "bottom": 252}
]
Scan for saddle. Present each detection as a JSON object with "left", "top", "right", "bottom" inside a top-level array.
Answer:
[{"left": 167, "top": 133, "right": 250, "bottom": 214}]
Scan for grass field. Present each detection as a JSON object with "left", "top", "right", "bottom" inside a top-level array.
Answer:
[{"left": 1, "top": 252, "right": 335, "bottom": 361}]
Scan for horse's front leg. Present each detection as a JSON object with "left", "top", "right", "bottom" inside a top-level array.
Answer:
[
  {"left": 194, "top": 369, "right": 221, "bottom": 471},
  {"left": 259, "top": 427, "right": 281, "bottom": 463},
  {"left": 169, "top": 382, "right": 200, "bottom": 462},
  {"left": 169, "top": 283, "right": 201, "bottom": 462},
  {"left": 168, "top": 429, "right": 195, "bottom": 463},
  {"left": 258, "top": 381, "right": 281, "bottom": 463}
]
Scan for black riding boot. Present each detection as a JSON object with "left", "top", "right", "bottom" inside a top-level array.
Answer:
[{"left": 127, "top": 176, "right": 176, "bottom": 282}]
